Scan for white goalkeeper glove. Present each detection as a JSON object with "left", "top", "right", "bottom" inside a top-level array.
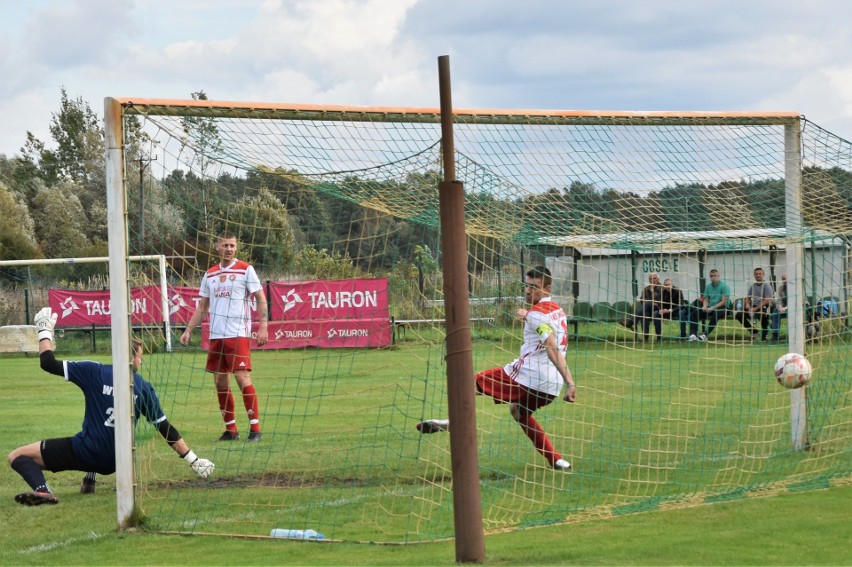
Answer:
[
  {"left": 183, "top": 450, "right": 215, "bottom": 479},
  {"left": 34, "top": 307, "right": 58, "bottom": 342}
]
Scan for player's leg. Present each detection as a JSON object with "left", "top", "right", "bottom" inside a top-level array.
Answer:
[
  {"left": 81, "top": 471, "right": 97, "bottom": 494},
  {"left": 9, "top": 439, "right": 66, "bottom": 505},
  {"left": 208, "top": 339, "right": 240, "bottom": 440},
  {"left": 232, "top": 338, "right": 261, "bottom": 441},
  {"left": 509, "top": 397, "right": 569, "bottom": 470},
  {"left": 214, "top": 372, "right": 239, "bottom": 440},
  {"left": 417, "top": 367, "right": 507, "bottom": 433},
  {"left": 234, "top": 370, "right": 262, "bottom": 441}
]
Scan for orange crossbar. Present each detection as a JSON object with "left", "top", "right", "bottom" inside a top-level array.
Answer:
[{"left": 112, "top": 97, "right": 799, "bottom": 122}]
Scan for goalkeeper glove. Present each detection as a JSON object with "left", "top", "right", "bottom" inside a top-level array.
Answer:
[
  {"left": 34, "top": 307, "right": 58, "bottom": 342},
  {"left": 182, "top": 450, "right": 215, "bottom": 479}
]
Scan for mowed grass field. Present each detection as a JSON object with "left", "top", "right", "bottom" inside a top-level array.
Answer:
[{"left": 0, "top": 338, "right": 850, "bottom": 565}]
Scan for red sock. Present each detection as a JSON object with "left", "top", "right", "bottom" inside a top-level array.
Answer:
[
  {"left": 241, "top": 384, "right": 261, "bottom": 432},
  {"left": 517, "top": 413, "right": 560, "bottom": 466},
  {"left": 217, "top": 389, "right": 237, "bottom": 432}
]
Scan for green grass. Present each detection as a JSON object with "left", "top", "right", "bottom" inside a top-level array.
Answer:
[
  {"left": 1, "top": 485, "right": 849, "bottom": 565},
  {"left": 0, "top": 335, "right": 849, "bottom": 564}
]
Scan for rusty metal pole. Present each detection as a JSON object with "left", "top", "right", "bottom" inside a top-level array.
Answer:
[{"left": 437, "top": 54, "right": 486, "bottom": 563}]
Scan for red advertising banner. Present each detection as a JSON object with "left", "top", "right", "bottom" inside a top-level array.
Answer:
[
  {"left": 200, "top": 318, "right": 391, "bottom": 350},
  {"left": 49, "top": 278, "right": 392, "bottom": 348},
  {"left": 49, "top": 286, "right": 164, "bottom": 326},
  {"left": 167, "top": 286, "right": 203, "bottom": 324},
  {"left": 269, "top": 278, "right": 389, "bottom": 320}
]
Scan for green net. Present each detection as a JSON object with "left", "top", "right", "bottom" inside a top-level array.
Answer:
[{"left": 118, "top": 101, "right": 850, "bottom": 542}]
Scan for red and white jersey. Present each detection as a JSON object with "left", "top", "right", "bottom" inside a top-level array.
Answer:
[
  {"left": 503, "top": 297, "right": 568, "bottom": 396},
  {"left": 199, "top": 259, "right": 262, "bottom": 339}
]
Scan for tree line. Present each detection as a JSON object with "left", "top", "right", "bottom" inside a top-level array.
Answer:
[{"left": 2, "top": 89, "right": 850, "bottom": 286}]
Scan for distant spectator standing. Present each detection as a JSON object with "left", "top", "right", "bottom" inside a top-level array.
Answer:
[
  {"left": 735, "top": 267, "right": 774, "bottom": 341},
  {"left": 687, "top": 269, "right": 731, "bottom": 341}
]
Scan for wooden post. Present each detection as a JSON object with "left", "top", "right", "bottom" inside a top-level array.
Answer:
[{"left": 437, "top": 54, "right": 486, "bottom": 563}]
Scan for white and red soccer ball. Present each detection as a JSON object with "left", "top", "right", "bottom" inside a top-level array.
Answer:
[{"left": 774, "top": 353, "right": 812, "bottom": 389}]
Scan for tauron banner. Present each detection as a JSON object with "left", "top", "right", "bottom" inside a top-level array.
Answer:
[
  {"left": 268, "top": 278, "right": 389, "bottom": 320},
  {"left": 49, "top": 286, "right": 164, "bottom": 326},
  {"left": 48, "top": 279, "right": 392, "bottom": 348}
]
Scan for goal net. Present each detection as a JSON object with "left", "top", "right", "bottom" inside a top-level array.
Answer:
[{"left": 106, "top": 99, "right": 852, "bottom": 542}]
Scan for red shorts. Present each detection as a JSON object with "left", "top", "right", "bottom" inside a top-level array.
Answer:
[
  {"left": 206, "top": 337, "right": 252, "bottom": 374},
  {"left": 475, "top": 367, "right": 555, "bottom": 412}
]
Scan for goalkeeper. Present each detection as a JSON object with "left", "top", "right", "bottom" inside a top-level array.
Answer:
[{"left": 7, "top": 307, "right": 215, "bottom": 506}]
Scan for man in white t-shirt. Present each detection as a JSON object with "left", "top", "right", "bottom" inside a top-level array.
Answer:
[
  {"left": 180, "top": 232, "right": 268, "bottom": 442},
  {"left": 417, "top": 266, "right": 577, "bottom": 470}
]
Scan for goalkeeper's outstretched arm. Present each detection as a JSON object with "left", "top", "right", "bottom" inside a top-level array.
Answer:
[{"left": 157, "top": 421, "right": 215, "bottom": 479}]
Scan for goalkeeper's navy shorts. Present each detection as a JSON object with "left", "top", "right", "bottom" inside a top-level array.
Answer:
[
  {"left": 41, "top": 437, "right": 87, "bottom": 473},
  {"left": 475, "top": 367, "right": 555, "bottom": 413}
]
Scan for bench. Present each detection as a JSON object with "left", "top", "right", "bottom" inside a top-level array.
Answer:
[{"left": 391, "top": 317, "right": 496, "bottom": 342}]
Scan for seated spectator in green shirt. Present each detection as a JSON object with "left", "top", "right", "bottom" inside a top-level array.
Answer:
[{"left": 686, "top": 269, "right": 731, "bottom": 341}]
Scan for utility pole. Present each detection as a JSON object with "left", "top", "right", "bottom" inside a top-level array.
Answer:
[{"left": 137, "top": 156, "right": 156, "bottom": 253}]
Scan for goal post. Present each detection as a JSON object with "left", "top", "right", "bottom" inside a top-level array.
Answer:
[{"left": 99, "top": 92, "right": 851, "bottom": 542}]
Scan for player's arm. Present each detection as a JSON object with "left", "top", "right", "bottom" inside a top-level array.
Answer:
[
  {"left": 33, "top": 307, "right": 65, "bottom": 376},
  {"left": 148, "top": 415, "right": 214, "bottom": 478},
  {"left": 180, "top": 297, "right": 210, "bottom": 345},
  {"left": 541, "top": 332, "right": 576, "bottom": 403},
  {"left": 253, "top": 287, "right": 269, "bottom": 346}
]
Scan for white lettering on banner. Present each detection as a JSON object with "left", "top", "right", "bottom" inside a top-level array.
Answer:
[
  {"left": 307, "top": 290, "right": 378, "bottom": 310},
  {"left": 83, "top": 298, "right": 148, "bottom": 315},
  {"left": 274, "top": 329, "right": 314, "bottom": 340},
  {"left": 327, "top": 328, "right": 369, "bottom": 338}
]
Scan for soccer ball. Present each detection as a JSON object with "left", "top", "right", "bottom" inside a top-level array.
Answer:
[{"left": 774, "top": 353, "right": 812, "bottom": 389}]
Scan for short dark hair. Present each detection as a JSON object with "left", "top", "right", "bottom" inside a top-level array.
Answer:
[
  {"left": 217, "top": 230, "right": 237, "bottom": 241},
  {"left": 526, "top": 266, "right": 552, "bottom": 287}
]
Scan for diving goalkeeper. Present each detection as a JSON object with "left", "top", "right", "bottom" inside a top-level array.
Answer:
[{"left": 7, "top": 307, "right": 215, "bottom": 506}]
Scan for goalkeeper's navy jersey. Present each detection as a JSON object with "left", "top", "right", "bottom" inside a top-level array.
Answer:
[{"left": 64, "top": 360, "right": 166, "bottom": 474}]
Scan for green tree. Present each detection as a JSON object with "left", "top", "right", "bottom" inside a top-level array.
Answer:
[
  {"left": 224, "top": 186, "right": 296, "bottom": 273},
  {"left": 30, "top": 181, "right": 90, "bottom": 258},
  {"left": 179, "top": 90, "right": 224, "bottom": 234},
  {"left": 0, "top": 181, "right": 39, "bottom": 259}
]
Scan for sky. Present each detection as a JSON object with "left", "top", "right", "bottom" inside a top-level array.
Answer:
[{"left": 1, "top": 0, "right": 851, "bottom": 157}]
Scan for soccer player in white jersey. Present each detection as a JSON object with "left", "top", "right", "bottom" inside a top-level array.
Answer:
[
  {"left": 180, "top": 231, "right": 268, "bottom": 442},
  {"left": 418, "top": 266, "right": 576, "bottom": 470}
]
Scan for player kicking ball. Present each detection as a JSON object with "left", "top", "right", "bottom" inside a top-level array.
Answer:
[
  {"left": 417, "top": 266, "right": 576, "bottom": 471},
  {"left": 7, "top": 307, "right": 214, "bottom": 506}
]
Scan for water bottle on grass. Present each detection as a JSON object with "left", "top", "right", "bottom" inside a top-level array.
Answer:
[{"left": 269, "top": 528, "right": 325, "bottom": 540}]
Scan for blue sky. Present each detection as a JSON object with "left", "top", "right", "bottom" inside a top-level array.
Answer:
[{"left": 1, "top": 0, "right": 851, "bottom": 157}]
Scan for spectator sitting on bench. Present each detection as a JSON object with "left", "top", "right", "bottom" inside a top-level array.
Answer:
[
  {"left": 686, "top": 269, "right": 731, "bottom": 341},
  {"left": 654, "top": 278, "right": 684, "bottom": 339},
  {"left": 735, "top": 267, "right": 774, "bottom": 342},
  {"left": 618, "top": 273, "right": 662, "bottom": 338}
]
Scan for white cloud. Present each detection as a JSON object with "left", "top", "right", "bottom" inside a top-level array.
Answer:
[{"left": 2, "top": 0, "right": 852, "bottom": 157}]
